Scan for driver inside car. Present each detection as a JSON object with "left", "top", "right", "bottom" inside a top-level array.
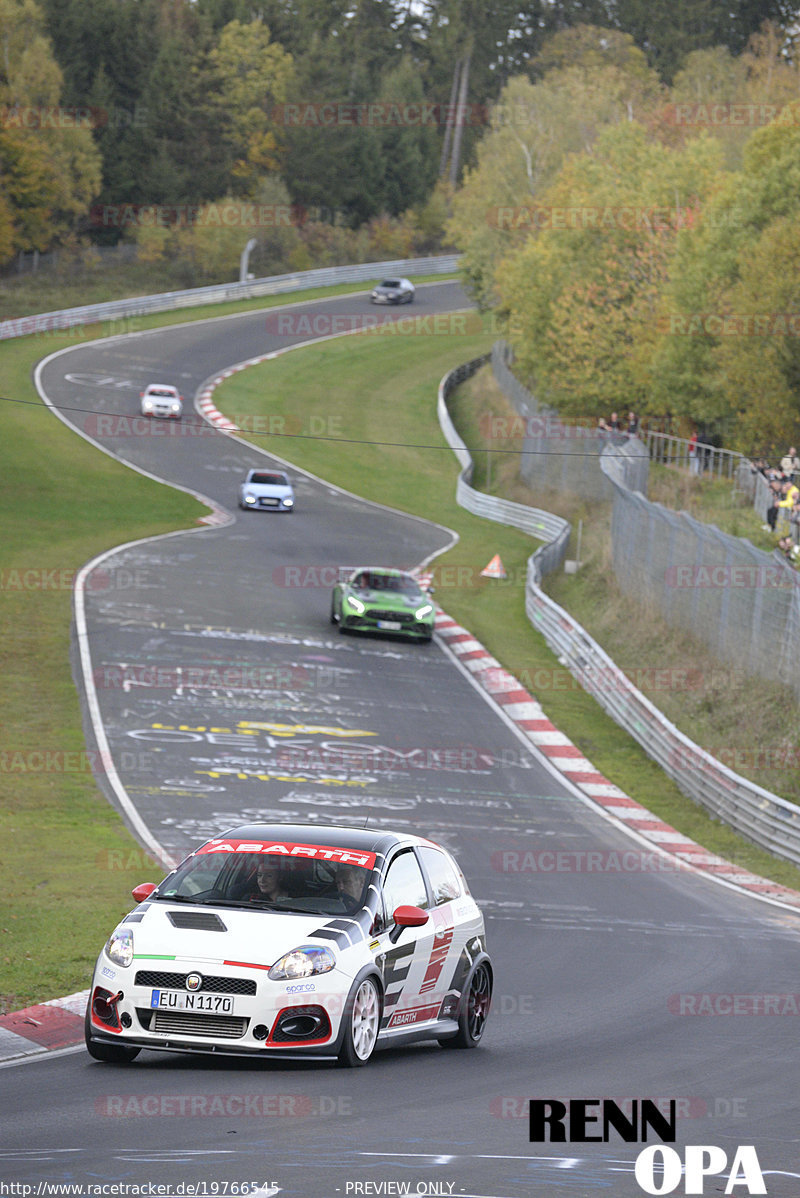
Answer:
[
  {"left": 244, "top": 859, "right": 289, "bottom": 903},
  {"left": 335, "top": 864, "right": 365, "bottom": 911}
]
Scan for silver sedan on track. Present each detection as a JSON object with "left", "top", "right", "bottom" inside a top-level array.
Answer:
[
  {"left": 238, "top": 469, "right": 295, "bottom": 512},
  {"left": 370, "top": 278, "right": 415, "bottom": 305}
]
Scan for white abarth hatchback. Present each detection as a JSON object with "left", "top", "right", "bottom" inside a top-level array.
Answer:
[{"left": 86, "top": 823, "right": 492, "bottom": 1067}]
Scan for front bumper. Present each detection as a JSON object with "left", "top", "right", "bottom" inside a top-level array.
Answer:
[
  {"left": 340, "top": 612, "right": 433, "bottom": 639},
  {"left": 87, "top": 969, "right": 350, "bottom": 1057},
  {"left": 142, "top": 407, "right": 182, "bottom": 420},
  {"left": 242, "top": 495, "right": 294, "bottom": 511}
]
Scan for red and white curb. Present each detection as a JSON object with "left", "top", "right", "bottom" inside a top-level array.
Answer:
[
  {"left": 196, "top": 356, "right": 276, "bottom": 431},
  {"left": 0, "top": 990, "right": 87, "bottom": 1063},
  {"left": 6, "top": 610, "right": 800, "bottom": 1062},
  {"left": 434, "top": 611, "right": 800, "bottom": 911}
]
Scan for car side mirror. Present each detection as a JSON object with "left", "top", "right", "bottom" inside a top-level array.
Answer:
[
  {"left": 389, "top": 904, "right": 428, "bottom": 943},
  {"left": 132, "top": 882, "right": 157, "bottom": 902}
]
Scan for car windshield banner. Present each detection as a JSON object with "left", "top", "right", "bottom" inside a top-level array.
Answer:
[{"left": 197, "top": 839, "right": 376, "bottom": 868}]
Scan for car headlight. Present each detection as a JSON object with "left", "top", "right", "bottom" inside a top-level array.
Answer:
[
  {"left": 269, "top": 944, "right": 335, "bottom": 980},
  {"left": 105, "top": 927, "right": 134, "bottom": 968},
  {"left": 282, "top": 497, "right": 294, "bottom": 507},
  {"left": 415, "top": 603, "right": 433, "bottom": 619},
  {"left": 142, "top": 401, "right": 153, "bottom": 411},
  {"left": 171, "top": 403, "right": 180, "bottom": 413},
  {"left": 345, "top": 595, "right": 365, "bottom": 614},
  {"left": 244, "top": 494, "right": 256, "bottom": 504}
]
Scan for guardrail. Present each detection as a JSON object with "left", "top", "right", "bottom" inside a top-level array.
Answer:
[
  {"left": 437, "top": 357, "right": 570, "bottom": 557},
  {"left": 0, "top": 254, "right": 461, "bottom": 341},
  {"left": 438, "top": 349, "right": 800, "bottom": 869},
  {"left": 641, "top": 428, "right": 744, "bottom": 480}
]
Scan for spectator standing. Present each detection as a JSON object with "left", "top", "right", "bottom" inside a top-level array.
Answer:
[
  {"left": 607, "top": 411, "right": 622, "bottom": 431},
  {"left": 695, "top": 431, "right": 711, "bottom": 473},
  {"left": 763, "top": 480, "right": 784, "bottom": 531},
  {"left": 626, "top": 411, "right": 639, "bottom": 436},
  {"left": 688, "top": 430, "right": 700, "bottom": 475},
  {"left": 780, "top": 446, "right": 800, "bottom": 481}
]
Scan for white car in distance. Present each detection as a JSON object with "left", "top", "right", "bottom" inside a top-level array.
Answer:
[
  {"left": 140, "top": 383, "right": 183, "bottom": 420},
  {"left": 239, "top": 469, "right": 295, "bottom": 513}
]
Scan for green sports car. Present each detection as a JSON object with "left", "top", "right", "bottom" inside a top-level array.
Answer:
[{"left": 330, "top": 567, "right": 435, "bottom": 642}]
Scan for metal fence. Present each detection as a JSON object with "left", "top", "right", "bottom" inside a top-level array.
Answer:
[
  {"left": 0, "top": 254, "right": 461, "bottom": 341},
  {"left": 491, "top": 341, "right": 649, "bottom": 499},
  {"left": 437, "top": 356, "right": 571, "bottom": 576},
  {"left": 600, "top": 455, "right": 800, "bottom": 700},
  {"left": 442, "top": 345, "right": 800, "bottom": 867},
  {"left": 642, "top": 428, "right": 743, "bottom": 480}
]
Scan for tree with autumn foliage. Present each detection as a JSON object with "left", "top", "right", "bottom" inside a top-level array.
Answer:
[
  {"left": 0, "top": 0, "right": 101, "bottom": 265},
  {"left": 494, "top": 122, "right": 723, "bottom": 420},
  {"left": 210, "top": 19, "right": 295, "bottom": 197},
  {"left": 654, "top": 100, "right": 800, "bottom": 452},
  {"left": 446, "top": 28, "right": 664, "bottom": 309}
]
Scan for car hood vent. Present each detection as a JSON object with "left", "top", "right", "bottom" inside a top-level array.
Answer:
[{"left": 166, "top": 910, "right": 227, "bottom": 931}]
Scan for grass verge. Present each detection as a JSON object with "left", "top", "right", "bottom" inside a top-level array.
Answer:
[
  {"left": 3, "top": 298, "right": 799, "bottom": 1011},
  {"left": 0, "top": 278, "right": 454, "bottom": 1010},
  {"left": 212, "top": 343, "right": 800, "bottom": 895}
]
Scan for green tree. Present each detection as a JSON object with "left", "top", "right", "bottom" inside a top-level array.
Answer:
[
  {"left": 210, "top": 18, "right": 294, "bottom": 196},
  {"left": 0, "top": 0, "right": 101, "bottom": 260},
  {"left": 495, "top": 123, "right": 722, "bottom": 419},
  {"left": 447, "top": 41, "right": 663, "bottom": 308},
  {"left": 654, "top": 100, "right": 800, "bottom": 448}
]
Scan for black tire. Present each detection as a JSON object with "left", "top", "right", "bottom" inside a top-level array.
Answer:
[
  {"left": 439, "top": 961, "right": 492, "bottom": 1049},
  {"left": 84, "top": 1006, "right": 140, "bottom": 1063},
  {"left": 337, "top": 976, "right": 381, "bottom": 1067}
]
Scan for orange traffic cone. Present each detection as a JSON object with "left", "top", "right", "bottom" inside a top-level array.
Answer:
[{"left": 481, "top": 554, "right": 507, "bottom": 579}]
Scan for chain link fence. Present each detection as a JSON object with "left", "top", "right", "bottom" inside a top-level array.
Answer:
[
  {"left": 440, "top": 350, "right": 800, "bottom": 867},
  {"left": 491, "top": 341, "right": 649, "bottom": 498},
  {"left": 491, "top": 340, "right": 800, "bottom": 700},
  {"left": 604, "top": 464, "right": 800, "bottom": 699}
]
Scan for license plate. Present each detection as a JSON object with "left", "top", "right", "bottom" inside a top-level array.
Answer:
[
  {"left": 150, "top": 990, "right": 234, "bottom": 1013},
  {"left": 376, "top": 620, "right": 402, "bottom": 630},
  {"left": 261, "top": 498, "right": 279, "bottom": 506}
]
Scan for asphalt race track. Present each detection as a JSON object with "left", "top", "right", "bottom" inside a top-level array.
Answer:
[{"left": 3, "top": 282, "right": 799, "bottom": 1198}]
